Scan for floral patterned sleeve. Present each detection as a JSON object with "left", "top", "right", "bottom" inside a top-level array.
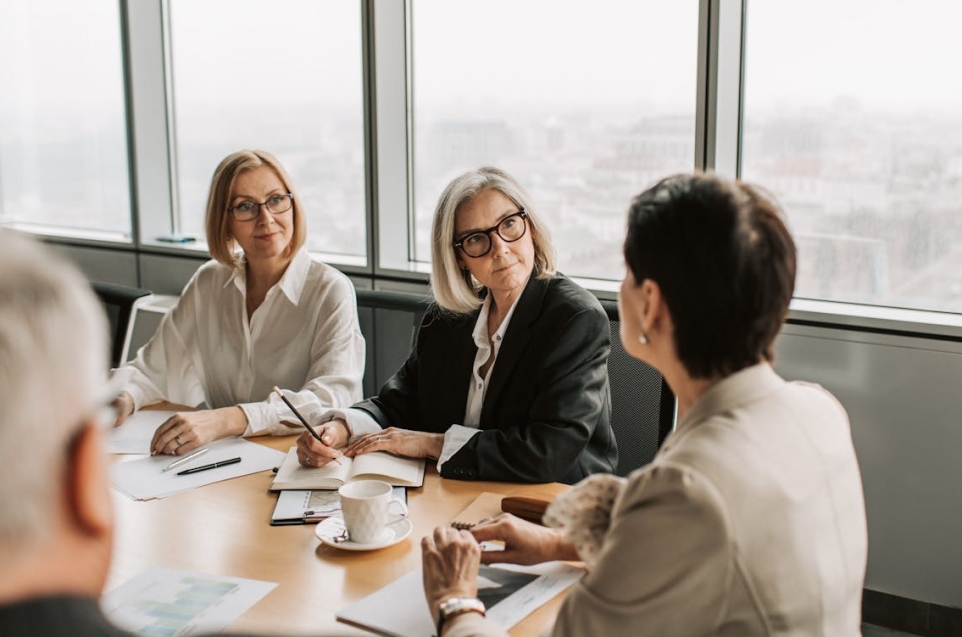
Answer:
[{"left": 543, "top": 473, "right": 627, "bottom": 568}]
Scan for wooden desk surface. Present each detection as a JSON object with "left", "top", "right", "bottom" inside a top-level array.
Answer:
[{"left": 108, "top": 435, "right": 569, "bottom": 636}]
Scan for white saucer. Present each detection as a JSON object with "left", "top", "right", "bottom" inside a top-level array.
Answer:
[{"left": 315, "top": 515, "right": 412, "bottom": 551}]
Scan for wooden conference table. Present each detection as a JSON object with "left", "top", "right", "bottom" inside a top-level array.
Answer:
[{"left": 108, "top": 433, "right": 569, "bottom": 636}]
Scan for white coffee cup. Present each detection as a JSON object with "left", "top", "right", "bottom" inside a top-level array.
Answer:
[{"left": 338, "top": 480, "right": 408, "bottom": 544}]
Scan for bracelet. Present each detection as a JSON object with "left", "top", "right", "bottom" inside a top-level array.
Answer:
[{"left": 436, "top": 597, "right": 486, "bottom": 635}]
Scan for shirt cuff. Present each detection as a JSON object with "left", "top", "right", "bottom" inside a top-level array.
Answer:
[
  {"left": 112, "top": 366, "right": 155, "bottom": 412},
  {"left": 437, "top": 425, "right": 481, "bottom": 472},
  {"left": 310, "top": 408, "right": 382, "bottom": 440},
  {"left": 239, "top": 401, "right": 277, "bottom": 436}
]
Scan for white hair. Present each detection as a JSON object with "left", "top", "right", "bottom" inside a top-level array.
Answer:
[
  {"left": 0, "top": 232, "right": 108, "bottom": 547},
  {"left": 430, "top": 166, "right": 556, "bottom": 314}
]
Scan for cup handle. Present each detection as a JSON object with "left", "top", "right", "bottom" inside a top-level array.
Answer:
[{"left": 389, "top": 498, "right": 409, "bottom": 518}]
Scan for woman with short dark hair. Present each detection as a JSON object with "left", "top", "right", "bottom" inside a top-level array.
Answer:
[{"left": 420, "top": 173, "right": 868, "bottom": 636}]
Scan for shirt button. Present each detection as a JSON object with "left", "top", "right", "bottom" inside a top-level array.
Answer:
[
  {"left": 477, "top": 383, "right": 482, "bottom": 389},
  {"left": 496, "top": 335, "right": 501, "bottom": 341}
]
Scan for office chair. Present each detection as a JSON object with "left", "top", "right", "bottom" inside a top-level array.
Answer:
[
  {"left": 355, "top": 289, "right": 432, "bottom": 396},
  {"left": 91, "top": 281, "right": 153, "bottom": 368},
  {"left": 599, "top": 299, "right": 676, "bottom": 476}
]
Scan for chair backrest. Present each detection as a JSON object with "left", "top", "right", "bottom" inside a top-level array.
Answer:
[
  {"left": 91, "top": 281, "right": 153, "bottom": 368},
  {"left": 355, "top": 289, "right": 432, "bottom": 396},
  {"left": 599, "top": 299, "right": 676, "bottom": 476}
]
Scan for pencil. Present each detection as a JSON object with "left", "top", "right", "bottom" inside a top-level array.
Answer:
[{"left": 272, "top": 386, "right": 342, "bottom": 466}]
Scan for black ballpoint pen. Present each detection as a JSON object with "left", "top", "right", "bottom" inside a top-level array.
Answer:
[{"left": 176, "top": 457, "right": 241, "bottom": 476}]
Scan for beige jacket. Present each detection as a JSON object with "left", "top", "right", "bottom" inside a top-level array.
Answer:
[{"left": 448, "top": 363, "right": 867, "bottom": 637}]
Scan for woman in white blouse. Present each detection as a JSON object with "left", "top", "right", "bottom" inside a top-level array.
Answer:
[{"left": 113, "top": 150, "right": 365, "bottom": 455}]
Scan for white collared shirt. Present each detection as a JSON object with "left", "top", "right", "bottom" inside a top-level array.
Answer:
[
  {"left": 325, "top": 293, "right": 521, "bottom": 471},
  {"left": 114, "top": 248, "right": 365, "bottom": 436}
]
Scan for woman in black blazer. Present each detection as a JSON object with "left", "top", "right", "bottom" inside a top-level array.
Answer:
[{"left": 297, "top": 167, "right": 616, "bottom": 483}]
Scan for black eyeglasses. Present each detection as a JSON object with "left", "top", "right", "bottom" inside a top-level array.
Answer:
[
  {"left": 454, "top": 210, "right": 528, "bottom": 258},
  {"left": 228, "top": 193, "right": 294, "bottom": 221}
]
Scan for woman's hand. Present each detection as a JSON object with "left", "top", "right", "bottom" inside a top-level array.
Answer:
[
  {"left": 112, "top": 391, "right": 135, "bottom": 427},
  {"left": 150, "top": 406, "right": 248, "bottom": 455},
  {"left": 296, "top": 419, "right": 349, "bottom": 467},
  {"left": 342, "top": 427, "right": 444, "bottom": 460},
  {"left": 471, "top": 513, "right": 579, "bottom": 565},
  {"left": 422, "top": 526, "right": 481, "bottom": 621}
]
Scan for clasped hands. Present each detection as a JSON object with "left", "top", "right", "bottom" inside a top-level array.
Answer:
[{"left": 295, "top": 419, "right": 444, "bottom": 467}]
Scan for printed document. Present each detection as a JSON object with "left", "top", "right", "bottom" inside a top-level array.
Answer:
[
  {"left": 337, "top": 561, "right": 584, "bottom": 636},
  {"left": 103, "top": 566, "right": 276, "bottom": 636}
]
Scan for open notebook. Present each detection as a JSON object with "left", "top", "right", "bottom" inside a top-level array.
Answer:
[{"left": 269, "top": 447, "right": 425, "bottom": 490}]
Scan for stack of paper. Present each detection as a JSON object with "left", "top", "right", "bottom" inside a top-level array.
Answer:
[
  {"left": 107, "top": 411, "right": 180, "bottom": 454},
  {"left": 110, "top": 438, "right": 285, "bottom": 500}
]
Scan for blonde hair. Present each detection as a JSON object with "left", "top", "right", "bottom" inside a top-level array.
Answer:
[
  {"left": 430, "top": 167, "right": 556, "bottom": 314},
  {"left": 205, "top": 150, "right": 306, "bottom": 267},
  {"left": 0, "top": 232, "right": 108, "bottom": 547}
]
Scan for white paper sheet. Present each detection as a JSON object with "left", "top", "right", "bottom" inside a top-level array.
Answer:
[
  {"left": 107, "top": 410, "right": 179, "bottom": 454},
  {"left": 102, "top": 566, "right": 277, "bottom": 636},
  {"left": 110, "top": 438, "right": 285, "bottom": 500},
  {"left": 336, "top": 561, "right": 584, "bottom": 637}
]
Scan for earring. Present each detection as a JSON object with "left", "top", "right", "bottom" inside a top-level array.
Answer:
[{"left": 638, "top": 333, "right": 649, "bottom": 345}]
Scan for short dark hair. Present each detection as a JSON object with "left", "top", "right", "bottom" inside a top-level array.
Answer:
[{"left": 624, "top": 173, "right": 796, "bottom": 379}]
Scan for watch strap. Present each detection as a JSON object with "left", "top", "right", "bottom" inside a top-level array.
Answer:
[{"left": 436, "top": 597, "right": 486, "bottom": 635}]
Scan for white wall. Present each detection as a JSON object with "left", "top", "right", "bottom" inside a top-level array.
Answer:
[{"left": 775, "top": 323, "right": 962, "bottom": 608}]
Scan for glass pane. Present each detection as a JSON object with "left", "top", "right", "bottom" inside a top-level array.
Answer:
[
  {"left": 742, "top": 0, "right": 962, "bottom": 313},
  {"left": 412, "top": 0, "right": 698, "bottom": 280},
  {"left": 0, "top": 0, "right": 131, "bottom": 239},
  {"left": 169, "top": 0, "right": 365, "bottom": 259}
]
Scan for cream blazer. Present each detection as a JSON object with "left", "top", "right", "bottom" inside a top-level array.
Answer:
[{"left": 448, "top": 363, "right": 867, "bottom": 637}]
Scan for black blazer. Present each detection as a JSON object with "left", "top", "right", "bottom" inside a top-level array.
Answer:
[{"left": 355, "top": 273, "right": 617, "bottom": 484}]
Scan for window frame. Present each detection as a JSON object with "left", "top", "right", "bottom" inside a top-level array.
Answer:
[{"left": 5, "top": 0, "right": 961, "bottom": 339}]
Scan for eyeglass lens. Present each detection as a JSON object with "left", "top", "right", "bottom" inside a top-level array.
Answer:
[
  {"left": 231, "top": 194, "right": 292, "bottom": 220},
  {"left": 459, "top": 212, "right": 527, "bottom": 257}
]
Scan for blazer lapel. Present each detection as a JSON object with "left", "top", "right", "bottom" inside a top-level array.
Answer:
[
  {"left": 439, "top": 314, "right": 477, "bottom": 426},
  {"left": 479, "top": 275, "right": 549, "bottom": 426}
]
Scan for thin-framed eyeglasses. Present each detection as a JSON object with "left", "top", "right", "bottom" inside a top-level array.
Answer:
[
  {"left": 228, "top": 193, "right": 294, "bottom": 221},
  {"left": 454, "top": 210, "right": 528, "bottom": 258}
]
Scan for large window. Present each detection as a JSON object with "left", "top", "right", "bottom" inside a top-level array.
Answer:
[
  {"left": 0, "top": 0, "right": 131, "bottom": 239},
  {"left": 168, "top": 0, "right": 366, "bottom": 259},
  {"left": 742, "top": 0, "right": 962, "bottom": 313},
  {"left": 411, "top": 0, "right": 698, "bottom": 281},
  {"left": 8, "top": 1, "right": 962, "bottom": 326}
]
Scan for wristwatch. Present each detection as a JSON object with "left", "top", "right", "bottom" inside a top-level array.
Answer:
[{"left": 437, "top": 597, "right": 486, "bottom": 635}]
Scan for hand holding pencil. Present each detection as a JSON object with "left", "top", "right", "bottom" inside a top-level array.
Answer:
[{"left": 272, "top": 387, "right": 345, "bottom": 467}]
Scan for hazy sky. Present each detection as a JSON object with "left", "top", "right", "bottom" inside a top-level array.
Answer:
[
  {"left": 744, "top": 0, "right": 962, "bottom": 113},
  {"left": 3, "top": 0, "right": 962, "bottom": 120},
  {"left": 0, "top": 0, "right": 125, "bottom": 125},
  {"left": 413, "top": 0, "right": 698, "bottom": 114},
  {"left": 169, "top": 0, "right": 362, "bottom": 110}
]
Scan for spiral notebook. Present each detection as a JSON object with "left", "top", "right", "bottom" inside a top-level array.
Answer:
[{"left": 270, "top": 487, "right": 407, "bottom": 526}]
